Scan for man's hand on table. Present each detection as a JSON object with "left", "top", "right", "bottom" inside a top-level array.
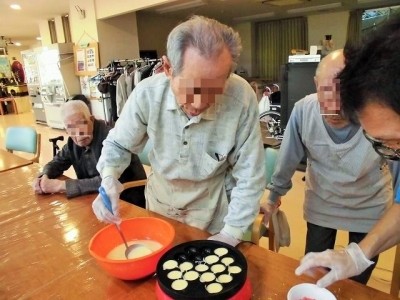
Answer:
[
  {"left": 32, "top": 175, "right": 66, "bottom": 194},
  {"left": 295, "top": 242, "right": 374, "bottom": 288},
  {"left": 92, "top": 176, "right": 123, "bottom": 225}
]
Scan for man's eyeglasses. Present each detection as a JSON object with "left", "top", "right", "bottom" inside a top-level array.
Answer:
[{"left": 363, "top": 130, "right": 400, "bottom": 161}]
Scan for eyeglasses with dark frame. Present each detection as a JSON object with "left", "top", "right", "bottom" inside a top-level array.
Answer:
[{"left": 363, "top": 130, "right": 400, "bottom": 161}]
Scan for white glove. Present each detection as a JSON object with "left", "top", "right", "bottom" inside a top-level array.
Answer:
[
  {"left": 295, "top": 243, "right": 374, "bottom": 288},
  {"left": 208, "top": 230, "right": 241, "bottom": 247},
  {"left": 92, "top": 176, "right": 123, "bottom": 224},
  {"left": 260, "top": 198, "right": 280, "bottom": 227}
]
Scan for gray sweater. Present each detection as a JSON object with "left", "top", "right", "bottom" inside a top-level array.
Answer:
[
  {"left": 42, "top": 119, "right": 146, "bottom": 200},
  {"left": 268, "top": 94, "right": 397, "bottom": 232}
]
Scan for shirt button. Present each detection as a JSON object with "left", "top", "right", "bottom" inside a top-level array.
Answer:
[{"left": 183, "top": 141, "right": 188, "bottom": 145}]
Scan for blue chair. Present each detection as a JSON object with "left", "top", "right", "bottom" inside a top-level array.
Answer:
[{"left": 5, "top": 126, "right": 41, "bottom": 163}]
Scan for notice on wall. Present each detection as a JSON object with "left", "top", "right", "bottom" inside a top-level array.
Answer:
[
  {"left": 0, "top": 55, "right": 12, "bottom": 78},
  {"left": 73, "top": 42, "right": 99, "bottom": 76}
]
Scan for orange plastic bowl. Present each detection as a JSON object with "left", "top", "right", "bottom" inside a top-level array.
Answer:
[{"left": 89, "top": 217, "right": 175, "bottom": 280}]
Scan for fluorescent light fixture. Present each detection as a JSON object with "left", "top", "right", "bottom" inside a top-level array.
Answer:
[
  {"left": 287, "top": 2, "right": 342, "bottom": 14},
  {"left": 262, "top": 0, "right": 303, "bottom": 6},
  {"left": 14, "top": 42, "right": 21, "bottom": 46},
  {"left": 36, "top": 37, "right": 42, "bottom": 41},
  {"left": 233, "top": 12, "right": 275, "bottom": 22},
  {"left": 10, "top": 4, "right": 21, "bottom": 10},
  {"left": 155, "top": 0, "right": 206, "bottom": 14},
  {"left": 357, "top": 0, "right": 379, "bottom": 3}
]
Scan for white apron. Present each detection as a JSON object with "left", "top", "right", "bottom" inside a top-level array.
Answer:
[{"left": 145, "top": 171, "right": 228, "bottom": 234}]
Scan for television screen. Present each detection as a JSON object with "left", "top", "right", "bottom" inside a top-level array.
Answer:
[{"left": 139, "top": 50, "right": 158, "bottom": 59}]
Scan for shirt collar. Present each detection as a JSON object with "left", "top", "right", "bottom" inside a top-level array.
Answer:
[{"left": 165, "top": 86, "right": 218, "bottom": 121}]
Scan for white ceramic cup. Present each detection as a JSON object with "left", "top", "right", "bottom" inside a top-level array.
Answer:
[{"left": 287, "top": 283, "right": 336, "bottom": 300}]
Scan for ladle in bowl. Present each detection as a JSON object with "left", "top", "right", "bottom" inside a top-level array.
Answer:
[{"left": 99, "top": 187, "right": 151, "bottom": 259}]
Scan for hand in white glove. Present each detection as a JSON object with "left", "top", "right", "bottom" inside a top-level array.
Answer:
[
  {"left": 92, "top": 176, "right": 123, "bottom": 224},
  {"left": 208, "top": 230, "right": 241, "bottom": 247},
  {"left": 260, "top": 198, "right": 280, "bottom": 227},
  {"left": 295, "top": 243, "right": 374, "bottom": 288}
]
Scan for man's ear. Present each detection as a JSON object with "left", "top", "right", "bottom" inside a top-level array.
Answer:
[
  {"left": 162, "top": 55, "right": 173, "bottom": 78},
  {"left": 314, "top": 76, "right": 318, "bottom": 90}
]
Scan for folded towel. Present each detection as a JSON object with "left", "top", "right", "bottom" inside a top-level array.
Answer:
[{"left": 271, "top": 209, "right": 291, "bottom": 252}]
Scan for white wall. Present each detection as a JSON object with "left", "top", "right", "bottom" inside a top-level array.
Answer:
[
  {"left": 308, "top": 11, "right": 349, "bottom": 51},
  {"left": 55, "top": 16, "right": 66, "bottom": 43},
  {"left": 94, "top": 0, "right": 172, "bottom": 19},
  {"left": 136, "top": 12, "right": 179, "bottom": 58},
  {"left": 8, "top": 46, "right": 31, "bottom": 62},
  {"left": 69, "top": 0, "right": 99, "bottom": 45},
  {"left": 233, "top": 22, "right": 254, "bottom": 77},
  {"left": 39, "top": 20, "right": 52, "bottom": 46},
  {"left": 97, "top": 12, "right": 140, "bottom": 65}
]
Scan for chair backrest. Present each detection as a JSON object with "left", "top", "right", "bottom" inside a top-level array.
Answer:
[
  {"left": 5, "top": 126, "right": 41, "bottom": 163},
  {"left": 138, "top": 139, "right": 152, "bottom": 167},
  {"left": 265, "top": 147, "right": 279, "bottom": 186}
]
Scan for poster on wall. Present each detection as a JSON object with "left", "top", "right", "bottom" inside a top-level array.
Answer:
[
  {"left": 0, "top": 55, "right": 12, "bottom": 78},
  {"left": 73, "top": 42, "right": 99, "bottom": 76}
]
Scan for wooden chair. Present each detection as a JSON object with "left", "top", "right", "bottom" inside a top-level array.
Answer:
[
  {"left": 246, "top": 147, "right": 279, "bottom": 251},
  {"left": 0, "top": 97, "right": 18, "bottom": 115},
  {"left": 390, "top": 244, "right": 400, "bottom": 297},
  {"left": 5, "top": 126, "right": 41, "bottom": 163}
]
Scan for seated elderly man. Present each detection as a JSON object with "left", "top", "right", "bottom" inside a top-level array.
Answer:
[{"left": 32, "top": 100, "right": 147, "bottom": 207}]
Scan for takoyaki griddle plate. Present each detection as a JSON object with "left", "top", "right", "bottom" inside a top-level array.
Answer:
[{"left": 156, "top": 240, "right": 247, "bottom": 300}]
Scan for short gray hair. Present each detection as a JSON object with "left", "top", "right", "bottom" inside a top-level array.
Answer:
[
  {"left": 61, "top": 100, "right": 91, "bottom": 122},
  {"left": 166, "top": 15, "right": 242, "bottom": 75}
]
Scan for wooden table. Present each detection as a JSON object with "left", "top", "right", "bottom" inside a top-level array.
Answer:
[
  {"left": 0, "top": 148, "right": 32, "bottom": 172},
  {"left": 0, "top": 164, "right": 396, "bottom": 299}
]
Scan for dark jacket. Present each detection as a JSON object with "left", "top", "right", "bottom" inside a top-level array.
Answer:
[{"left": 42, "top": 119, "right": 146, "bottom": 207}]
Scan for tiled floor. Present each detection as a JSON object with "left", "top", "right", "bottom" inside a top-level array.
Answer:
[{"left": 0, "top": 110, "right": 397, "bottom": 296}]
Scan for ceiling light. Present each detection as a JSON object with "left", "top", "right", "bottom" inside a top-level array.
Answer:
[
  {"left": 36, "top": 37, "right": 42, "bottom": 41},
  {"left": 14, "top": 42, "right": 21, "bottom": 46},
  {"left": 357, "top": 0, "right": 379, "bottom": 3},
  {"left": 10, "top": 4, "right": 21, "bottom": 10},
  {"left": 261, "top": 0, "right": 303, "bottom": 6},
  {"left": 155, "top": 0, "right": 206, "bottom": 14},
  {"left": 233, "top": 12, "right": 275, "bottom": 22},
  {"left": 287, "top": 2, "right": 342, "bottom": 14}
]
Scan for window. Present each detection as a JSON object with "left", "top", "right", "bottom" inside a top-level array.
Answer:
[
  {"left": 361, "top": 5, "right": 400, "bottom": 36},
  {"left": 48, "top": 19, "right": 57, "bottom": 44},
  {"left": 62, "top": 15, "right": 72, "bottom": 43}
]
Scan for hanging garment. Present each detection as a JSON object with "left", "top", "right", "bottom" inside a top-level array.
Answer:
[
  {"left": 116, "top": 74, "right": 128, "bottom": 117},
  {"left": 258, "top": 95, "right": 271, "bottom": 114}
]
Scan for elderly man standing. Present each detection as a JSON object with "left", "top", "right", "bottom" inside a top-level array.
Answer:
[
  {"left": 92, "top": 15, "right": 265, "bottom": 247},
  {"left": 295, "top": 16, "right": 400, "bottom": 288},
  {"left": 32, "top": 100, "right": 147, "bottom": 207},
  {"left": 261, "top": 49, "right": 396, "bottom": 285}
]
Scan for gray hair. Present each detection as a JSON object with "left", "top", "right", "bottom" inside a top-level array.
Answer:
[
  {"left": 61, "top": 100, "right": 91, "bottom": 122},
  {"left": 166, "top": 15, "right": 242, "bottom": 75}
]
